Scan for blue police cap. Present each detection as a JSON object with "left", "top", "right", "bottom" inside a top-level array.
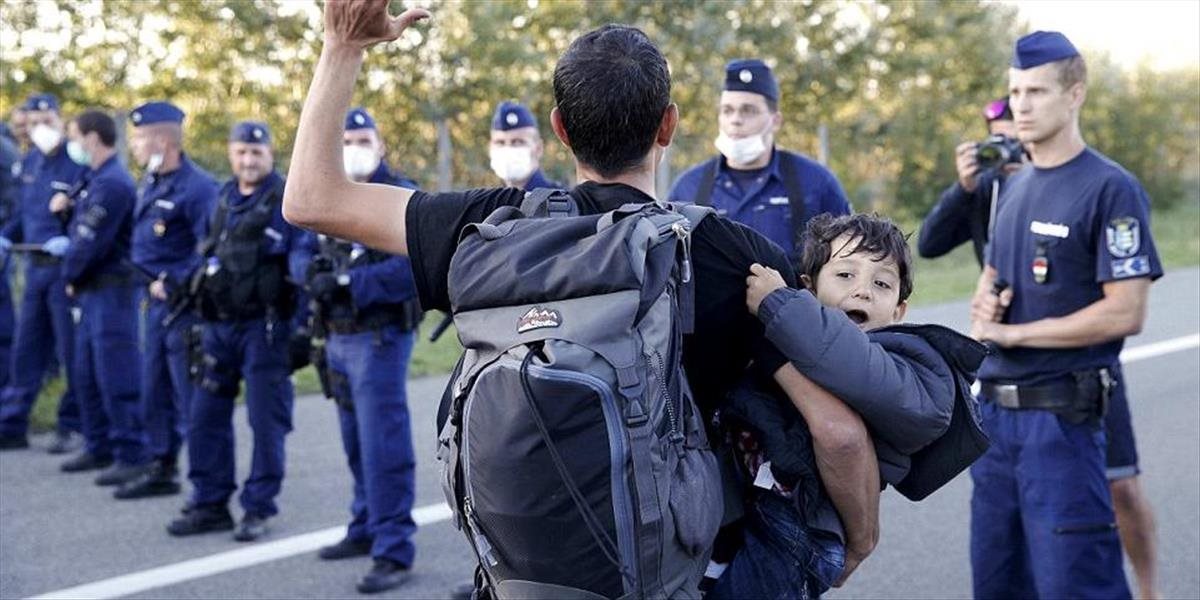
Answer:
[
  {"left": 723, "top": 59, "right": 779, "bottom": 103},
  {"left": 345, "top": 107, "right": 377, "bottom": 131},
  {"left": 130, "top": 101, "right": 185, "bottom": 127},
  {"left": 229, "top": 121, "right": 272, "bottom": 145},
  {"left": 23, "top": 93, "right": 60, "bottom": 113},
  {"left": 1012, "top": 31, "right": 1080, "bottom": 69},
  {"left": 491, "top": 101, "right": 537, "bottom": 131}
]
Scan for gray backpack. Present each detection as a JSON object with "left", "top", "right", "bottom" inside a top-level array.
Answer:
[{"left": 437, "top": 189, "right": 723, "bottom": 599}]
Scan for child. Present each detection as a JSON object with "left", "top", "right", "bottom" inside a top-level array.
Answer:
[{"left": 708, "top": 213, "right": 987, "bottom": 599}]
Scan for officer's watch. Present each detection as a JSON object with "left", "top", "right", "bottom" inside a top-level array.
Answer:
[{"left": 336, "top": 274, "right": 350, "bottom": 287}]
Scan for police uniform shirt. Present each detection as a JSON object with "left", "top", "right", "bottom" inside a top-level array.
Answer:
[
  {"left": 918, "top": 167, "right": 1008, "bottom": 266},
  {"left": 214, "top": 170, "right": 307, "bottom": 284},
  {"left": 62, "top": 155, "right": 137, "bottom": 285},
  {"left": 405, "top": 182, "right": 796, "bottom": 416},
  {"left": 667, "top": 148, "right": 851, "bottom": 260},
  {"left": 1, "top": 146, "right": 86, "bottom": 243},
  {"left": 980, "top": 148, "right": 1163, "bottom": 384},
  {"left": 131, "top": 154, "right": 219, "bottom": 290}
]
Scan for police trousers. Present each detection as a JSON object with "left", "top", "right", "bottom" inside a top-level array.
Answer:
[
  {"left": 74, "top": 284, "right": 147, "bottom": 465},
  {"left": 970, "top": 398, "right": 1131, "bottom": 600},
  {"left": 327, "top": 324, "right": 418, "bottom": 566},
  {"left": 0, "top": 262, "right": 80, "bottom": 436},
  {"left": 139, "top": 292, "right": 197, "bottom": 466},
  {"left": 188, "top": 317, "right": 294, "bottom": 517}
]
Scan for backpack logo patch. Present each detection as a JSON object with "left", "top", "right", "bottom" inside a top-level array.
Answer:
[{"left": 517, "top": 306, "right": 561, "bottom": 333}]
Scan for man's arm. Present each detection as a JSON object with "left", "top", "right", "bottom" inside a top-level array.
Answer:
[
  {"left": 282, "top": 0, "right": 429, "bottom": 255},
  {"left": 917, "top": 182, "right": 974, "bottom": 259},
  {"left": 975, "top": 278, "right": 1150, "bottom": 348},
  {"left": 774, "top": 364, "right": 879, "bottom": 587}
]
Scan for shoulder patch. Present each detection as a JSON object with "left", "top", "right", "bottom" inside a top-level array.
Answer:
[
  {"left": 1111, "top": 255, "right": 1150, "bottom": 279},
  {"left": 1106, "top": 217, "right": 1140, "bottom": 258}
]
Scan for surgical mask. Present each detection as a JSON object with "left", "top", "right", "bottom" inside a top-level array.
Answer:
[
  {"left": 145, "top": 152, "right": 164, "bottom": 173},
  {"left": 714, "top": 122, "right": 771, "bottom": 166},
  {"left": 342, "top": 145, "right": 381, "bottom": 180},
  {"left": 490, "top": 146, "right": 535, "bottom": 184},
  {"left": 30, "top": 124, "right": 63, "bottom": 154},
  {"left": 66, "top": 140, "right": 91, "bottom": 166}
]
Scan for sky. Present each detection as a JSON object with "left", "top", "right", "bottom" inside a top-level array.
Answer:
[{"left": 1004, "top": 0, "right": 1200, "bottom": 71}]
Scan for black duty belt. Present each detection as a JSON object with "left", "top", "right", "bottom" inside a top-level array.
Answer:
[
  {"left": 980, "top": 381, "right": 1076, "bottom": 410},
  {"left": 30, "top": 253, "right": 62, "bottom": 267}
]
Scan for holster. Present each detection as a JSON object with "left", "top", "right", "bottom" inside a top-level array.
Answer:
[
  {"left": 1060, "top": 367, "right": 1115, "bottom": 426},
  {"left": 311, "top": 344, "right": 353, "bottom": 412}
]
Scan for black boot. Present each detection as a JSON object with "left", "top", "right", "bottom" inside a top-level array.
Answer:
[
  {"left": 95, "top": 462, "right": 152, "bottom": 487},
  {"left": 357, "top": 558, "right": 410, "bottom": 594},
  {"left": 166, "top": 504, "right": 234, "bottom": 536},
  {"left": 61, "top": 452, "right": 114, "bottom": 473},
  {"left": 233, "top": 513, "right": 270, "bottom": 542},
  {"left": 318, "top": 536, "right": 372, "bottom": 560},
  {"left": 114, "top": 462, "right": 181, "bottom": 499}
]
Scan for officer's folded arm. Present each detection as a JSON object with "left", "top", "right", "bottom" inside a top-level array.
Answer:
[
  {"left": 283, "top": 0, "right": 430, "bottom": 257},
  {"left": 982, "top": 277, "right": 1151, "bottom": 348}
]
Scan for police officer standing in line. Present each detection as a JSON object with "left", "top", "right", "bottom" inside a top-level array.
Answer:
[
  {"left": 918, "top": 97, "right": 1023, "bottom": 266},
  {"left": 970, "top": 31, "right": 1163, "bottom": 600},
  {"left": 115, "top": 101, "right": 219, "bottom": 500},
  {"left": 0, "top": 94, "right": 86, "bottom": 453},
  {"left": 167, "top": 121, "right": 306, "bottom": 542},
  {"left": 308, "top": 107, "right": 422, "bottom": 594},
  {"left": 668, "top": 59, "right": 851, "bottom": 264},
  {"left": 0, "top": 122, "right": 19, "bottom": 392},
  {"left": 488, "top": 101, "right": 562, "bottom": 190},
  {"left": 56, "top": 109, "right": 152, "bottom": 485}
]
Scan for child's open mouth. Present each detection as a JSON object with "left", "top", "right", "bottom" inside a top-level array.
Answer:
[{"left": 843, "top": 309, "right": 868, "bottom": 325}]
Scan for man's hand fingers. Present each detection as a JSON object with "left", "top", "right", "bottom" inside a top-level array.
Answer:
[
  {"left": 998, "top": 287, "right": 1014, "bottom": 309},
  {"left": 388, "top": 7, "right": 431, "bottom": 37},
  {"left": 749, "top": 262, "right": 767, "bottom": 276}
]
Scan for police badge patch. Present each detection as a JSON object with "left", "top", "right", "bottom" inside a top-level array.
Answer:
[{"left": 1106, "top": 217, "right": 1140, "bottom": 258}]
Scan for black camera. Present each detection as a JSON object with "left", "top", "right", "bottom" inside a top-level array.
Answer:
[{"left": 975, "top": 134, "right": 1025, "bottom": 171}]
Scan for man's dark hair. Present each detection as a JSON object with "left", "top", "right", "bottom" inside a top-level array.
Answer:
[
  {"left": 74, "top": 110, "right": 117, "bottom": 147},
  {"left": 552, "top": 24, "right": 670, "bottom": 178},
  {"left": 798, "top": 213, "right": 915, "bottom": 303}
]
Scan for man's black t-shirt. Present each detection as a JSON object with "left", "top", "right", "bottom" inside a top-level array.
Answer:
[{"left": 405, "top": 180, "right": 795, "bottom": 414}]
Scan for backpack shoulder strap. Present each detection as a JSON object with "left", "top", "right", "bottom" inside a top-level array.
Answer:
[
  {"left": 777, "top": 151, "right": 807, "bottom": 253},
  {"left": 519, "top": 187, "right": 576, "bottom": 218},
  {"left": 675, "top": 203, "right": 715, "bottom": 229},
  {"left": 693, "top": 157, "right": 721, "bottom": 207}
]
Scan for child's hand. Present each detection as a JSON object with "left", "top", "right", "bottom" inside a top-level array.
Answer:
[{"left": 746, "top": 263, "right": 787, "bottom": 316}]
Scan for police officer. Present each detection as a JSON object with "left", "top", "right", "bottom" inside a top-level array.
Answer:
[
  {"left": 668, "top": 59, "right": 851, "bottom": 264},
  {"left": 166, "top": 121, "right": 305, "bottom": 542},
  {"left": 0, "top": 94, "right": 86, "bottom": 453},
  {"left": 918, "top": 97, "right": 1024, "bottom": 266},
  {"left": 308, "top": 107, "right": 421, "bottom": 594},
  {"left": 56, "top": 109, "right": 151, "bottom": 485},
  {"left": 0, "top": 123, "right": 19, "bottom": 392},
  {"left": 488, "top": 101, "right": 562, "bottom": 190},
  {"left": 969, "top": 31, "right": 1162, "bottom": 600},
  {"left": 115, "top": 101, "right": 219, "bottom": 500}
]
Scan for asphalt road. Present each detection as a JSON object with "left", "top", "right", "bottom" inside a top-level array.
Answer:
[{"left": 2, "top": 267, "right": 1197, "bottom": 600}]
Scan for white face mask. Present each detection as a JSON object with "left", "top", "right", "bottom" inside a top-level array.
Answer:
[
  {"left": 30, "top": 124, "right": 63, "bottom": 155},
  {"left": 714, "top": 121, "right": 772, "bottom": 166},
  {"left": 490, "top": 146, "right": 535, "bottom": 184},
  {"left": 145, "top": 153, "right": 165, "bottom": 173},
  {"left": 66, "top": 140, "right": 91, "bottom": 166},
  {"left": 343, "top": 145, "right": 381, "bottom": 180}
]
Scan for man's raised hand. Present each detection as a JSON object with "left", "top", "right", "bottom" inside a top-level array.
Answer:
[{"left": 323, "top": 0, "right": 430, "bottom": 52}]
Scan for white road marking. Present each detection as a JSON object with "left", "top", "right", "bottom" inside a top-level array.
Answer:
[{"left": 30, "top": 333, "right": 1200, "bottom": 600}]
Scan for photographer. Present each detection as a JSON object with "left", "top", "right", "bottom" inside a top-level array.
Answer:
[{"left": 918, "top": 97, "right": 1024, "bottom": 266}]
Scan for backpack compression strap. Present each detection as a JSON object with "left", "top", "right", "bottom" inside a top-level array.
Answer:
[{"left": 519, "top": 187, "right": 576, "bottom": 218}]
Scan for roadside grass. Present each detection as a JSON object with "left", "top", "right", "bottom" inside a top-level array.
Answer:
[{"left": 25, "top": 200, "right": 1199, "bottom": 431}]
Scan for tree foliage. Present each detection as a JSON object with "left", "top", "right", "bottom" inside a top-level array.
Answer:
[{"left": 2, "top": 0, "right": 1196, "bottom": 211}]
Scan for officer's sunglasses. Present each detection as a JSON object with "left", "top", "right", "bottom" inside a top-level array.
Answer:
[{"left": 983, "top": 98, "right": 1010, "bottom": 122}]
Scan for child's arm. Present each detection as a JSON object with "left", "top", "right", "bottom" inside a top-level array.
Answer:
[{"left": 774, "top": 364, "right": 879, "bottom": 587}]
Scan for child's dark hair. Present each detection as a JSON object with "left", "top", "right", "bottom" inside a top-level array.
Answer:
[{"left": 797, "top": 213, "right": 914, "bottom": 303}]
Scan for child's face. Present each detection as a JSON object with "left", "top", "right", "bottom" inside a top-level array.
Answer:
[{"left": 807, "top": 233, "right": 908, "bottom": 331}]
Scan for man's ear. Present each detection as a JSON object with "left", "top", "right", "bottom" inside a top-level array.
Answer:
[
  {"left": 657, "top": 103, "right": 679, "bottom": 147},
  {"left": 550, "top": 107, "right": 571, "bottom": 150},
  {"left": 799, "top": 273, "right": 813, "bottom": 290},
  {"left": 892, "top": 300, "right": 908, "bottom": 323}
]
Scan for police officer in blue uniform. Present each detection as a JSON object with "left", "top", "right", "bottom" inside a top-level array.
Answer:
[
  {"left": 0, "top": 123, "right": 19, "bottom": 393},
  {"left": 969, "top": 31, "right": 1163, "bottom": 600},
  {"left": 116, "top": 101, "right": 219, "bottom": 500},
  {"left": 308, "top": 107, "right": 422, "bottom": 594},
  {"left": 668, "top": 59, "right": 851, "bottom": 265},
  {"left": 488, "top": 101, "right": 562, "bottom": 190},
  {"left": 0, "top": 94, "right": 86, "bottom": 453},
  {"left": 167, "top": 121, "right": 306, "bottom": 542},
  {"left": 56, "top": 109, "right": 151, "bottom": 485},
  {"left": 918, "top": 97, "right": 1023, "bottom": 266}
]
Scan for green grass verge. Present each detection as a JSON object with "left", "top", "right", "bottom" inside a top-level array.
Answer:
[{"left": 26, "top": 201, "right": 1199, "bottom": 431}]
